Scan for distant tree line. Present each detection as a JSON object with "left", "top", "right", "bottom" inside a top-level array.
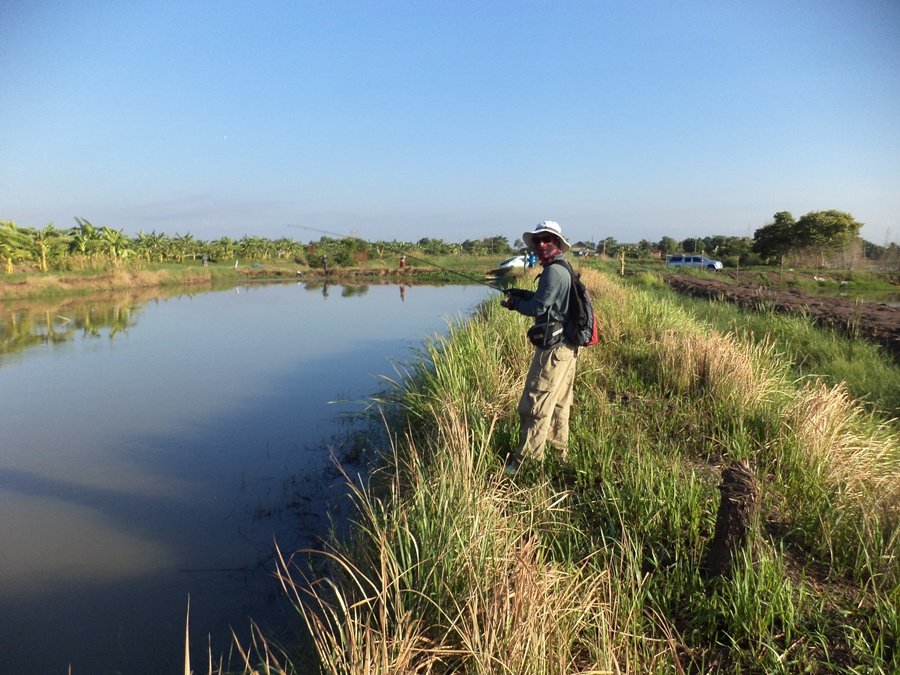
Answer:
[
  {"left": 571, "top": 234, "right": 757, "bottom": 267},
  {"left": 2, "top": 211, "right": 897, "bottom": 275},
  {"left": 570, "top": 210, "right": 897, "bottom": 270},
  {"left": 0, "top": 218, "right": 519, "bottom": 274}
]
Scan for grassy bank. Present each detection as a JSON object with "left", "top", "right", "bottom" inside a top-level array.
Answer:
[
  {"left": 0, "top": 264, "right": 224, "bottom": 300},
  {"left": 226, "top": 267, "right": 898, "bottom": 674},
  {"left": 588, "top": 257, "right": 899, "bottom": 293}
]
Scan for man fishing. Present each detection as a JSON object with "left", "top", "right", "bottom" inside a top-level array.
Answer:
[{"left": 501, "top": 220, "right": 578, "bottom": 475}]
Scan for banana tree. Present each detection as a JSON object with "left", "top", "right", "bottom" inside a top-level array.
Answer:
[
  {"left": 134, "top": 230, "right": 170, "bottom": 263},
  {"left": 31, "top": 223, "right": 71, "bottom": 272},
  {"left": 0, "top": 220, "right": 32, "bottom": 274},
  {"left": 273, "top": 237, "right": 302, "bottom": 261},
  {"left": 171, "top": 233, "right": 197, "bottom": 262},
  {"left": 237, "top": 235, "right": 266, "bottom": 260},
  {"left": 100, "top": 226, "right": 132, "bottom": 263},
  {"left": 69, "top": 217, "right": 101, "bottom": 261},
  {"left": 209, "top": 237, "right": 236, "bottom": 261}
]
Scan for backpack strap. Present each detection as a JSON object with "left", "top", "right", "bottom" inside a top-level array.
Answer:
[
  {"left": 548, "top": 259, "right": 580, "bottom": 312},
  {"left": 547, "top": 259, "right": 583, "bottom": 346}
]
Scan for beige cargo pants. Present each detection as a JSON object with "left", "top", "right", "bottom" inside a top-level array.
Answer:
[{"left": 515, "top": 341, "right": 578, "bottom": 462}]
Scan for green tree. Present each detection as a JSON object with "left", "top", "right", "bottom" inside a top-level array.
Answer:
[
  {"left": 794, "top": 210, "right": 862, "bottom": 252},
  {"left": 719, "top": 236, "right": 756, "bottom": 265},
  {"left": 702, "top": 235, "right": 730, "bottom": 255},
  {"left": 752, "top": 211, "right": 796, "bottom": 262},
  {"left": 753, "top": 210, "right": 862, "bottom": 265},
  {"left": 681, "top": 237, "right": 703, "bottom": 254},
  {"left": 620, "top": 244, "right": 640, "bottom": 259},
  {"left": 333, "top": 236, "right": 365, "bottom": 265},
  {"left": 657, "top": 236, "right": 678, "bottom": 255},
  {"left": 599, "top": 237, "right": 617, "bottom": 255},
  {"left": 460, "top": 239, "right": 484, "bottom": 255},
  {"left": 416, "top": 237, "right": 452, "bottom": 256},
  {"left": 483, "top": 235, "right": 512, "bottom": 255},
  {"left": 306, "top": 236, "right": 362, "bottom": 267}
]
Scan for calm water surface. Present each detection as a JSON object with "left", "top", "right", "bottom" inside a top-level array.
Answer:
[{"left": 0, "top": 280, "right": 491, "bottom": 674}]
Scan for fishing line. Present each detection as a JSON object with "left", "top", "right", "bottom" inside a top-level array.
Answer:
[{"left": 286, "top": 224, "right": 508, "bottom": 292}]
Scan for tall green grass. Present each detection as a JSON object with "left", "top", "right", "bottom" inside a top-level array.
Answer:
[{"left": 232, "top": 267, "right": 898, "bottom": 673}]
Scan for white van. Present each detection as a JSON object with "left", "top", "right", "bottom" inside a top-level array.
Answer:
[{"left": 666, "top": 254, "right": 723, "bottom": 270}]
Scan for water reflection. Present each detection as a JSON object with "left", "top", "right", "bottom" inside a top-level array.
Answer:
[
  {"left": 816, "top": 289, "right": 900, "bottom": 307},
  {"left": 0, "top": 280, "right": 491, "bottom": 674},
  {"left": 300, "top": 280, "right": 372, "bottom": 300},
  {"left": 0, "top": 285, "right": 208, "bottom": 361},
  {"left": 1, "top": 300, "right": 138, "bottom": 356}
]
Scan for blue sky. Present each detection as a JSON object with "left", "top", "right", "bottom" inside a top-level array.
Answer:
[{"left": 2, "top": 0, "right": 898, "bottom": 245}]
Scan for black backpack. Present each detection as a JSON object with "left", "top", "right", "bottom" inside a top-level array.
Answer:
[{"left": 550, "top": 259, "right": 599, "bottom": 347}]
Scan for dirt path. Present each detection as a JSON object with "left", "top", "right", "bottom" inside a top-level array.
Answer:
[{"left": 665, "top": 274, "right": 900, "bottom": 360}]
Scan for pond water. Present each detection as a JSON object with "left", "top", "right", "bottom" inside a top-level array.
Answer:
[
  {"left": 809, "top": 288, "right": 900, "bottom": 307},
  {"left": 0, "top": 280, "right": 491, "bottom": 675}
]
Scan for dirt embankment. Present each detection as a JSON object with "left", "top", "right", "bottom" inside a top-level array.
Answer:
[{"left": 665, "top": 274, "right": 900, "bottom": 360}]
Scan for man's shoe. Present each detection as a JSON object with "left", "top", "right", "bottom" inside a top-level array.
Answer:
[{"left": 503, "top": 457, "right": 522, "bottom": 477}]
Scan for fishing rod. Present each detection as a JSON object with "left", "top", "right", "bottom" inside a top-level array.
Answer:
[{"left": 287, "top": 224, "right": 508, "bottom": 292}]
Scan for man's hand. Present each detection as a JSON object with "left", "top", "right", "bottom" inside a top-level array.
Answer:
[{"left": 503, "top": 288, "right": 534, "bottom": 300}]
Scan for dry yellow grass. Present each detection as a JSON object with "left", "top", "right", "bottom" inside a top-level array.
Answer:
[
  {"left": 652, "top": 330, "right": 784, "bottom": 412},
  {"left": 785, "top": 381, "right": 900, "bottom": 514}
]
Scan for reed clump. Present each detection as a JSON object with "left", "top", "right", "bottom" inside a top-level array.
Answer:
[
  {"left": 786, "top": 382, "right": 900, "bottom": 506},
  {"left": 651, "top": 282, "right": 900, "bottom": 419},
  {"left": 231, "top": 265, "right": 898, "bottom": 673},
  {"left": 651, "top": 329, "right": 782, "bottom": 413}
]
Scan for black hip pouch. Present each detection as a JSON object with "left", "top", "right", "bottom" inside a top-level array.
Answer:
[{"left": 527, "top": 320, "right": 564, "bottom": 348}]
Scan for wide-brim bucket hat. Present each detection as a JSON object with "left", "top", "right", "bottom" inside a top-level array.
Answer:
[{"left": 523, "top": 220, "right": 571, "bottom": 252}]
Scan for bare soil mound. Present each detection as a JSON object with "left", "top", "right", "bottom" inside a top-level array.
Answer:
[{"left": 665, "top": 274, "right": 900, "bottom": 360}]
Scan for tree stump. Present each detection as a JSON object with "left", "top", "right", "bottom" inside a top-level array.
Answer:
[{"left": 703, "top": 460, "right": 759, "bottom": 578}]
